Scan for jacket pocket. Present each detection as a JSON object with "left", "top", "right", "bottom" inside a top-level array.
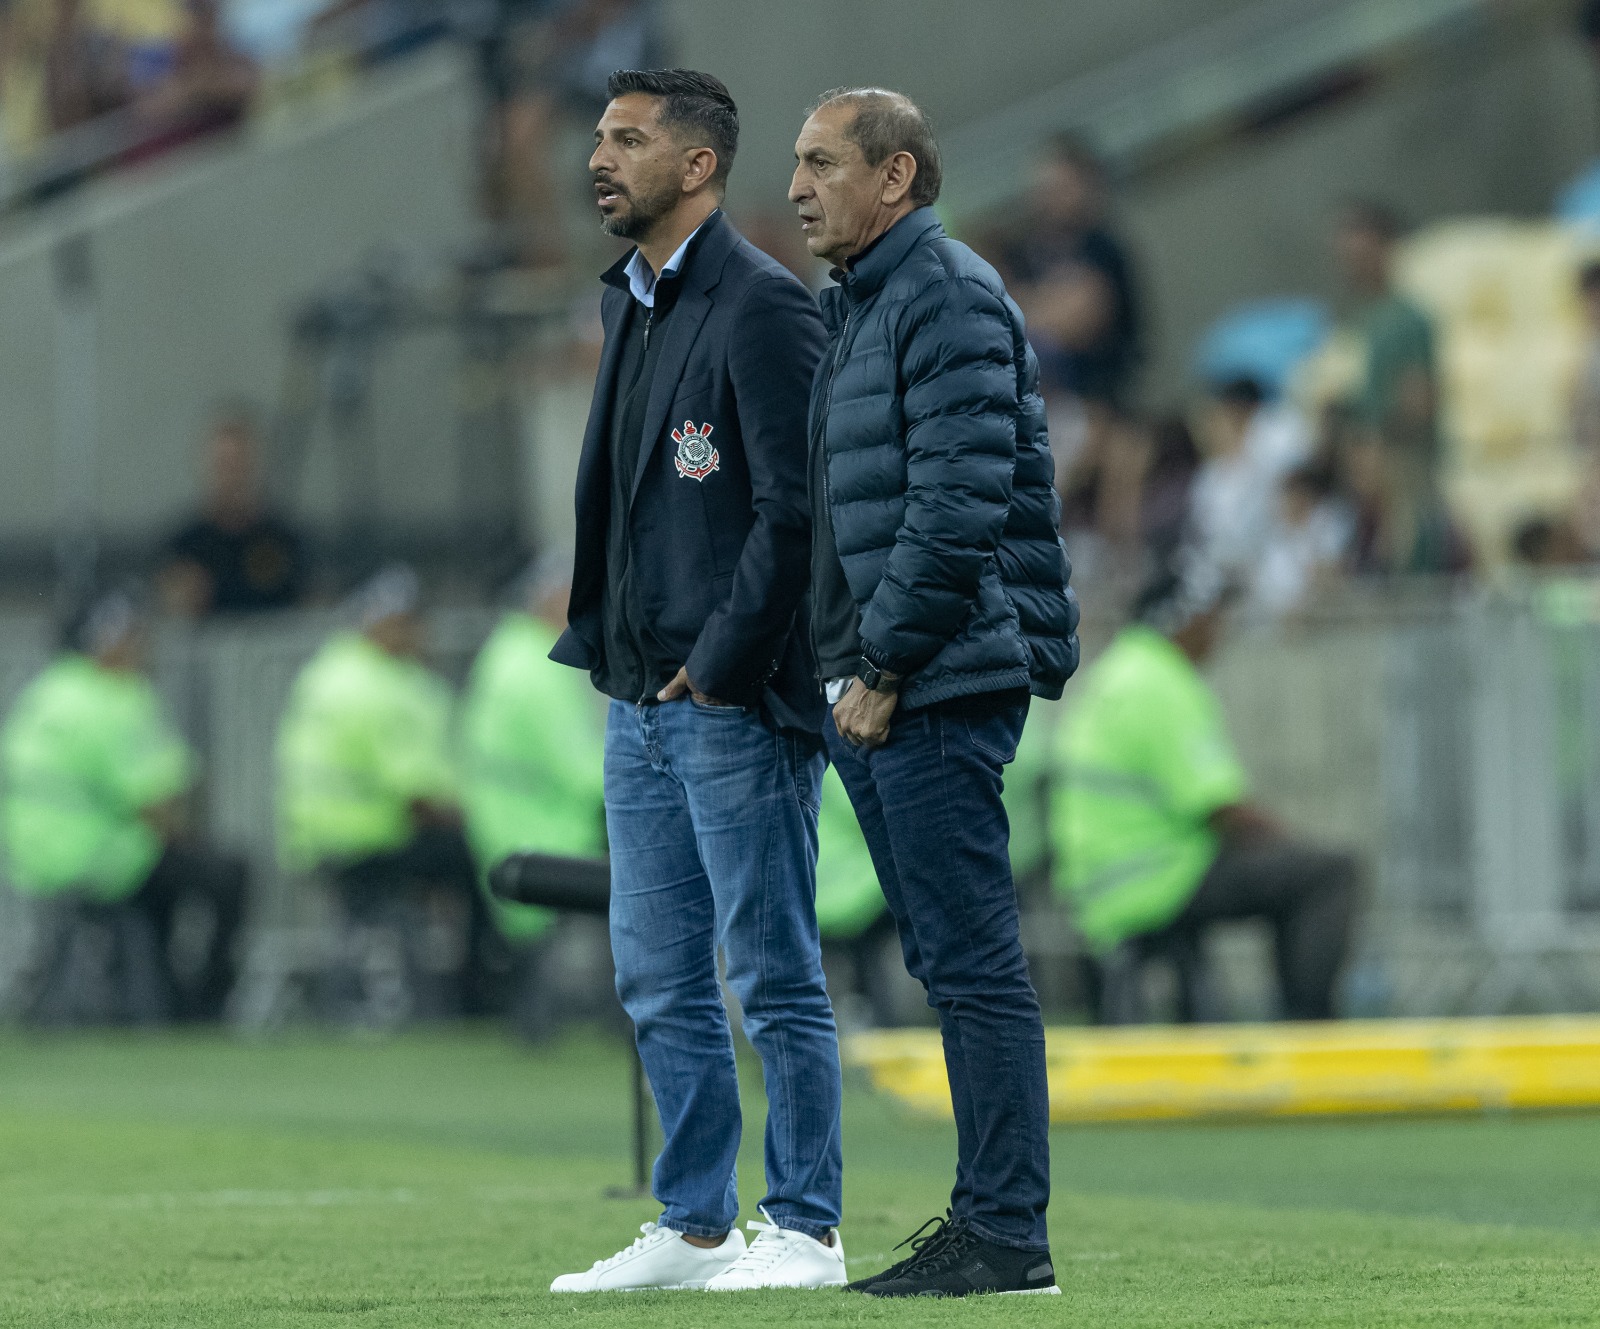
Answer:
[{"left": 675, "top": 371, "right": 714, "bottom": 403}]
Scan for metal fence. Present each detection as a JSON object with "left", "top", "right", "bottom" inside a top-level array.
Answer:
[{"left": 2, "top": 587, "right": 1599, "bottom": 1019}]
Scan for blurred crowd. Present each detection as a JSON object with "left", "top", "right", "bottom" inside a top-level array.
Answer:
[
  {"left": 0, "top": 0, "right": 662, "bottom": 230},
  {"left": 970, "top": 137, "right": 1484, "bottom": 627}
]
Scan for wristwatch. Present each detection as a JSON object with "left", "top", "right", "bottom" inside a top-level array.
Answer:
[{"left": 856, "top": 657, "right": 901, "bottom": 695}]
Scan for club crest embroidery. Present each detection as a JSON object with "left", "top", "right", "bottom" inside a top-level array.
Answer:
[{"left": 672, "top": 420, "right": 720, "bottom": 481}]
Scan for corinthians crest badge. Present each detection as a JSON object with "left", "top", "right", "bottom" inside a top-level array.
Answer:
[{"left": 671, "top": 420, "right": 720, "bottom": 481}]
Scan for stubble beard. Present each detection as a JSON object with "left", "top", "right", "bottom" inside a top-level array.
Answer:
[{"left": 600, "top": 178, "right": 680, "bottom": 242}]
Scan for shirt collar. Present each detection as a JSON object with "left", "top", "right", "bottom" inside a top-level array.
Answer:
[{"left": 624, "top": 212, "right": 717, "bottom": 308}]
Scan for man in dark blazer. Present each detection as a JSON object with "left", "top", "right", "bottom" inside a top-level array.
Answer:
[{"left": 548, "top": 70, "right": 845, "bottom": 1294}]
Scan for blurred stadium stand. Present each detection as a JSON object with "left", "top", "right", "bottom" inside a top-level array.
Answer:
[{"left": 4, "top": 0, "right": 1600, "bottom": 1026}]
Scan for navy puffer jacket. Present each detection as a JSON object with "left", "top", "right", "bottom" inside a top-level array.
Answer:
[{"left": 815, "top": 208, "right": 1080, "bottom": 708}]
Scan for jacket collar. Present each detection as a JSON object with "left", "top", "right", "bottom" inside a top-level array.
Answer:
[
  {"left": 600, "top": 207, "right": 735, "bottom": 299},
  {"left": 832, "top": 206, "right": 942, "bottom": 303}
]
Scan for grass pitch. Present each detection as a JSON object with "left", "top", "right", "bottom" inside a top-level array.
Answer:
[{"left": 0, "top": 1030, "right": 1597, "bottom": 1326}]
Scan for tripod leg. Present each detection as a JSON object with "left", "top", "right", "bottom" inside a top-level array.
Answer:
[
  {"left": 605, "top": 1043, "right": 653, "bottom": 1200},
  {"left": 631, "top": 1047, "right": 649, "bottom": 1195}
]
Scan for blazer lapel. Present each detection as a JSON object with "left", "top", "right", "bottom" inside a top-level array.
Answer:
[
  {"left": 575, "top": 286, "right": 629, "bottom": 509},
  {"left": 631, "top": 286, "right": 712, "bottom": 502}
]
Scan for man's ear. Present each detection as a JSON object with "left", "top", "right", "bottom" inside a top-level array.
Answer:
[
  {"left": 881, "top": 150, "right": 918, "bottom": 206},
  {"left": 683, "top": 146, "right": 719, "bottom": 193}
]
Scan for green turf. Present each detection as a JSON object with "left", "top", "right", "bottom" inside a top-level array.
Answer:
[{"left": 0, "top": 1030, "right": 1597, "bottom": 1326}]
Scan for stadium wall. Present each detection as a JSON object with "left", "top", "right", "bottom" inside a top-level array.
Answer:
[{"left": 0, "top": 48, "right": 477, "bottom": 556}]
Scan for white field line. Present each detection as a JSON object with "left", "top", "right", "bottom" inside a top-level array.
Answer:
[{"left": 24, "top": 1184, "right": 563, "bottom": 1212}]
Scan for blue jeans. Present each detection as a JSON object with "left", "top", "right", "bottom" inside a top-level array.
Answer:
[
  {"left": 826, "top": 700, "right": 1050, "bottom": 1251},
  {"left": 605, "top": 698, "right": 841, "bottom": 1240}
]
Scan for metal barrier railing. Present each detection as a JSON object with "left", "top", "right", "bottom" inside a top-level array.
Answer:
[{"left": 1, "top": 587, "right": 1598, "bottom": 1017}]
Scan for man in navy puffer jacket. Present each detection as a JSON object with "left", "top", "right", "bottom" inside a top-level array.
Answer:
[{"left": 791, "top": 87, "right": 1079, "bottom": 1299}]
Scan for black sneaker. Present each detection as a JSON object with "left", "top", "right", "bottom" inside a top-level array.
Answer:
[
  {"left": 863, "top": 1225, "right": 1060, "bottom": 1298},
  {"left": 844, "top": 1211, "right": 960, "bottom": 1292}
]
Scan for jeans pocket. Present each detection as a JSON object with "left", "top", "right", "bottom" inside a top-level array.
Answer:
[
  {"left": 964, "top": 713, "right": 1021, "bottom": 765},
  {"left": 689, "top": 696, "right": 745, "bottom": 714},
  {"left": 786, "top": 736, "right": 822, "bottom": 815}
]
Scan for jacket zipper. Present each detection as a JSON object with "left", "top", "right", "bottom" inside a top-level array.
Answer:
[{"left": 811, "top": 300, "right": 854, "bottom": 692}]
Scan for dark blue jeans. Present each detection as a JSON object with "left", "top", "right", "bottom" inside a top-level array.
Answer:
[
  {"left": 606, "top": 698, "right": 842, "bottom": 1240},
  {"left": 826, "top": 700, "right": 1050, "bottom": 1251}
]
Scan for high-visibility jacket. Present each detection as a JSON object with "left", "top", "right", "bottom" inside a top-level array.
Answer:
[
  {"left": 459, "top": 614, "right": 606, "bottom": 941},
  {"left": 276, "top": 633, "right": 457, "bottom": 872},
  {"left": 1, "top": 655, "right": 192, "bottom": 900},
  {"left": 1051, "top": 627, "right": 1247, "bottom": 951}
]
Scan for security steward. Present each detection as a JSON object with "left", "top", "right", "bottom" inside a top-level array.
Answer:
[
  {"left": 460, "top": 556, "right": 606, "bottom": 1040},
  {"left": 814, "top": 766, "right": 896, "bottom": 1028},
  {"left": 1052, "top": 565, "right": 1359, "bottom": 1021},
  {"left": 2, "top": 592, "right": 246, "bottom": 1023},
  {"left": 276, "top": 565, "right": 500, "bottom": 1018}
]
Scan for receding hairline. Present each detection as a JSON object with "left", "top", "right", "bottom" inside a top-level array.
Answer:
[{"left": 805, "top": 87, "right": 922, "bottom": 145}]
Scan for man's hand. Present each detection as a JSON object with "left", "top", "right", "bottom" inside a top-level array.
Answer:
[
  {"left": 833, "top": 678, "right": 898, "bottom": 749},
  {"left": 657, "top": 666, "right": 734, "bottom": 707}
]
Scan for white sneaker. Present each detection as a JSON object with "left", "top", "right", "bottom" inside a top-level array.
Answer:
[
  {"left": 550, "top": 1222, "right": 747, "bottom": 1292},
  {"left": 703, "top": 1207, "right": 847, "bottom": 1290}
]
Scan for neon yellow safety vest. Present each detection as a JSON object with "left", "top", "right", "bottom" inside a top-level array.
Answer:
[
  {"left": 1051, "top": 627, "right": 1248, "bottom": 951},
  {"left": 276, "top": 633, "right": 457, "bottom": 872},
  {"left": 1, "top": 654, "right": 192, "bottom": 901},
  {"left": 459, "top": 614, "right": 606, "bottom": 941}
]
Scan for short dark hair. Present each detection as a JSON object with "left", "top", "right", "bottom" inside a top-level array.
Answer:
[
  {"left": 606, "top": 68, "right": 739, "bottom": 188},
  {"left": 809, "top": 87, "right": 942, "bottom": 208}
]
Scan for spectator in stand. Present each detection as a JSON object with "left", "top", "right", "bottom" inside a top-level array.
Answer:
[
  {"left": 1058, "top": 409, "right": 1155, "bottom": 608},
  {"left": 1333, "top": 199, "right": 1447, "bottom": 568},
  {"left": 135, "top": 0, "right": 258, "bottom": 151},
  {"left": 480, "top": 0, "right": 665, "bottom": 269},
  {"left": 1051, "top": 563, "right": 1359, "bottom": 1023},
  {"left": 1187, "top": 376, "right": 1313, "bottom": 583},
  {"left": 43, "top": 0, "right": 131, "bottom": 135},
  {"left": 1059, "top": 411, "right": 1199, "bottom": 615},
  {"left": 1246, "top": 459, "right": 1353, "bottom": 621},
  {"left": 162, "top": 408, "right": 306, "bottom": 619},
  {"left": 1139, "top": 415, "right": 1202, "bottom": 565},
  {"left": 2, "top": 590, "right": 247, "bottom": 1024},
  {"left": 989, "top": 133, "right": 1143, "bottom": 491},
  {"left": 1341, "top": 417, "right": 1471, "bottom": 578}
]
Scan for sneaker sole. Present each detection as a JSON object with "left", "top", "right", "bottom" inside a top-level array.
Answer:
[
  {"left": 705, "top": 1279, "right": 848, "bottom": 1291},
  {"left": 885, "top": 1284, "right": 1064, "bottom": 1299}
]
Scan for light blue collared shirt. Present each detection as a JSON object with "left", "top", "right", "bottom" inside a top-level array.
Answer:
[{"left": 623, "top": 214, "right": 715, "bottom": 308}]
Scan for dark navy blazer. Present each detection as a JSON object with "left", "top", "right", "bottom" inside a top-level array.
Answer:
[{"left": 551, "top": 210, "right": 828, "bottom": 730}]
